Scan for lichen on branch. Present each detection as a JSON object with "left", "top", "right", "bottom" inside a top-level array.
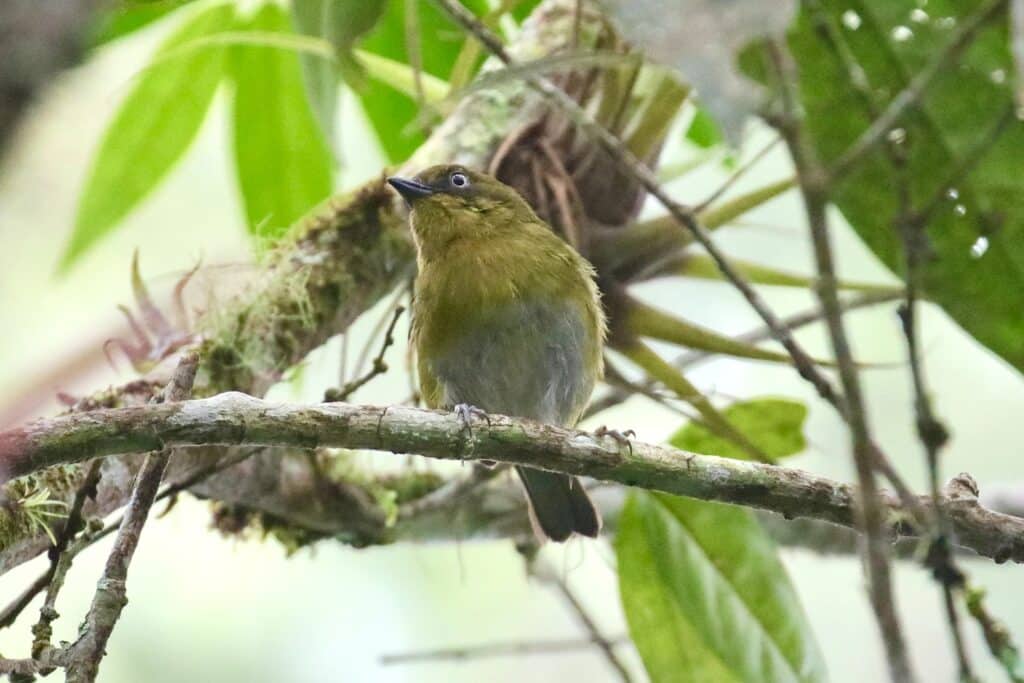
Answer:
[{"left": 2, "top": 393, "right": 1022, "bottom": 566}]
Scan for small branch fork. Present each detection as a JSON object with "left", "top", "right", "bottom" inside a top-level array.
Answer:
[
  {"left": 0, "top": 353, "right": 200, "bottom": 682},
  {"left": 324, "top": 305, "right": 406, "bottom": 403}
]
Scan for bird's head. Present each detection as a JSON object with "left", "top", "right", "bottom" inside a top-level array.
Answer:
[{"left": 387, "top": 165, "right": 539, "bottom": 254}]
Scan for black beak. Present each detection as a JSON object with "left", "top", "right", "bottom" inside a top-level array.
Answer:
[{"left": 387, "top": 176, "right": 435, "bottom": 205}]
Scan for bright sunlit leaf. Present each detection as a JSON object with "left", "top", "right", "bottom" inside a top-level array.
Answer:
[
  {"left": 88, "top": 0, "right": 196, "bottom": 46},
  {"left": 61, "top": 2, "right": 234, "bottom": 272},
  {"left": 229, "top": 3, "right": 333, "bottom": 241}
]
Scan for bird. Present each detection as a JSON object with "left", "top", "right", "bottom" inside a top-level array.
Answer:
[{"left": 388, "top": 164, "right": 605, "bottom": 542}]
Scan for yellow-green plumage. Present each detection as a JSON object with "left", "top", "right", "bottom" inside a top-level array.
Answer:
[{"left": 388, "top": 165, "right": 605, "bottom": 541}]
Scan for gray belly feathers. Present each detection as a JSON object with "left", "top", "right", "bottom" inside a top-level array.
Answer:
[{"left": 430, "top": 299, "right": 594, "bottom": 426}]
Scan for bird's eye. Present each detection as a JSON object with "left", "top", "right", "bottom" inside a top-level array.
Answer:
[{"left": 450, "top": 172, "right": 468, "bottom": 188}]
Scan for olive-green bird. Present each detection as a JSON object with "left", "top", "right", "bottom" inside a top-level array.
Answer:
[{"left": 388, "top": 165, "right": 605, "bottom": 541}]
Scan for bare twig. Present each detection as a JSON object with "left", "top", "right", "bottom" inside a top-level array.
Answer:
[
  {"left": 692, "top": 136, "right": 782, "bottom": 214},
  {"left": 672, "top": 289, "right": 904, "bottom": 372},
  {"left": 405, "top": 0, "right": 426, "bottom": 113},
  {"left": 546, "top": 570, "right": 635, "bottom": 682},
  {"left": 766, "top": 40, "right": 916, "bottom": 683},
  {"left": 324, "top": 306, "right": 406, "bottom": 403},
  {"left": 806, "top": 6, "right": 977, "bottom": 675},
  {"left": 0, "top": 572, "right": 51, "bottom": 631},
  {"left": 55, "top": 352, "right": 199, "bottom": 682},
  {"left": 380, "top": 635, "right": 629, "bottom": 664},
  {"left": 27, "top": 458, "right": 103, "bottom": 661},
  {"left": 0, "top": 460, "right": 101, "bottom": 633}
]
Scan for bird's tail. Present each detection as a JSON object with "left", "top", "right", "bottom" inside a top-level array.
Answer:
[{"left": 516, "top": 466, "right": 601, "bottom": 542}]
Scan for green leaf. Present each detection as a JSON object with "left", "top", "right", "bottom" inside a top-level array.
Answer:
[
  {"left": 354, "top": 49, "right": 449, "bottom": 104},
  {"left": 229, "top": 3, "right": 333, "bottom": 240},
  {"left": 686, "top": 107, "right": 724, "bottom": 149},
  {"left": 358, "top": 0, "right": 488, "bottom": 162},
  {"left": 785, "top": 0, "right": 1024, "bottom": 373},
  {"left": 617, "top": 492, "right": 828, "bottom": 683},
  {"left": 88, "top": 0, "right": 195, "bottom": 46},
  {"left": 62, "top": 2, "right": 234, "bottom": 272},
  {"left": 290, "top": 0, "right": 387, "bottom": 152},
  {"left": 671, "top": 398, "right": 808, "bottom": 462}
]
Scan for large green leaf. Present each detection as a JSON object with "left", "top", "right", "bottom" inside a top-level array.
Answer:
[
  {"left": 670, "top": 398, "right": 808, "bottom": 462},
  {"left": 617, "top": 493, "right": 828, "bottom": 683},
  {"left": 290, "top": 0, "right": 387, "bottom": 152},
  {"left": 61, "top": 2, "right": 234, "bottom": 271},
  {"left": 229, "top": 3, "right": 333, "bottom": 240},
  {"left": 358, "top": 0, "right": 489, "bottom": 162},
  {"left": 617, "top": 400, "right": 822, "bottom": 681},
  {"left": 88, "top": 0, "right": 195, "bottom": 46},
  {"left": 785, "top": 0, "right": 1024, "bottom": 372}
]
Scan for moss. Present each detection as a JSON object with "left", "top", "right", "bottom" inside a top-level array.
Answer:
[
  {"left": 202, "top": 453, "right": 449, "bottom": 555},
  {"left": 0, "top": 464, "right": 84, "bottom": 551},
  {"left": 194, "top": 178, "right": 411, "bottom": 396}
]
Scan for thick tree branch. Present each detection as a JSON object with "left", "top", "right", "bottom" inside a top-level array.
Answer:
[{"left": 2, "top": 395, "right": 1023, "bottom": 564}]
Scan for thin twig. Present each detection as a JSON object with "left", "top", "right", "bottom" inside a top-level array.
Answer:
[
  {"left": 808, "top": 6, "right": 976, "bottom": 675},
  {"left": 674, "top": 289, "right": 904, "bottom": 371},
  {"left": 405, "top": 0, "right": 428, "bottom": 126},
  {"left": 547, "top": 571, "right": 635, "bottom": 682},
  {"left": 1013, "top": 0, "right": 1024, "bottom": 108},
  {"left": 766, "top": 40, "right": 916, "bottom": 683},
  {"left": 0, "top": 460, "right": 101, "bottom": 634},
  {"left": 57, "top": 352, "right": 199, "bottom": 683},
  {"left": 28, "top": 458, "right": 103, "bottom": 660},
  {"left": 0, "top": 572, "right": 52, "bottom": 631},
  {"left": 325, "top": 306, "right": 406, "bottom": 403},
  {"left": 692, "top": 136, "right": 782, "bottom": 214},
  {"left": 380, "top": 635, "right": 629, "bottom": 664}
]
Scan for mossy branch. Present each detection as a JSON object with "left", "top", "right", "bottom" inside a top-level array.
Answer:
[{"left": 1, "top": 394, "right": 1022, "bottom": 565}]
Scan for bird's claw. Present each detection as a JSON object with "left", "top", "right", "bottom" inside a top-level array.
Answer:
[
  {"left": 594, "top": 425, "right": 636, "bottom": 456},
  {"left": 454, "top": 403, "right": 490, "bottom": 436}
]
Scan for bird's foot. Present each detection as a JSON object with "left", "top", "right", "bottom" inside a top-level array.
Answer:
[
  {"left": 594, "top": 425, "right": 636, "bottom": 456},
  {"left": 453, "top": 403, "right": 490, "bottom": 436}
]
